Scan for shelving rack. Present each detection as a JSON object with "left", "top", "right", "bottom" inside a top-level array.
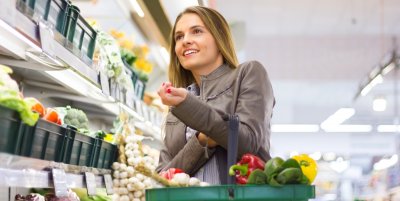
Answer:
[{"left": 0, "top": 0, "right": 163, "bottom": 199}]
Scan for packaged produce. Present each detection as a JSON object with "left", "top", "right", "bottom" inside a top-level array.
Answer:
[{"left": 24, "top": 97, "right": 45, "bottom": 117}]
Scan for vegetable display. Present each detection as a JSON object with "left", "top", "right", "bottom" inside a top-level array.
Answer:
[
  {"left": 229, "top": 153, "right": 265, "bottom": 184},
  {"left": 292, "top": 154, "right": 318, "bottom": 184},
  {"left": 24, "top": 97, "right": 45, "bottom": 117},
  {"left": 0, "top": 65, "right": 39, "bottom": 126},
  {"left": 159, "top": 168, "right": 184, "bottom": 180},
  {"left": 110, "top": 113, "right": 158, "bottom": 201},
  {"left": 55, "top": 106, "right": 89, "bottom": 130},
  {"left": 229, "top": 154, "right": 318, "bottom": 186}
]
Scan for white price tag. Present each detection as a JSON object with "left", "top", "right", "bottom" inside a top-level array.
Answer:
[
  {"left": 39, "top": 21, "right": 56, "bottom": 58},
  {"left": 85, "top": 172, "right": 97, "bottom": 196},
  {"left": 104, "top": 174, "right": 114, "bottom": 195},
  {"left": 100, "top": 73, "right": 110, "bottom": 96},
  {"left": 52, "top": 169, "right": 68, "bottom": 197}
]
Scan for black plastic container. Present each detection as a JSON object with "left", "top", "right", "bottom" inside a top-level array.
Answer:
[
  {"left": 64, "top": 5, "right": 80, "bottom": 43},
  {"left": 21, "top": 119, "right": 68, "bottom": 162},
  {"left": 46, "top": 0, "right": 69, "bottom": 33},
  {"left": 0, "top": 106, "right": 26, "bottom": 155},
  {"left": 64, "top": 5, "right": 97, "bottom": 60},
  {"left": 63, "top": 127, "right": 96, "bottom": 167},
  {"left": 18, "top": 0, "right": 69, "bottom": 33},
  {"left": 92, "top": 138, "right": 117, "bottom": 169}
]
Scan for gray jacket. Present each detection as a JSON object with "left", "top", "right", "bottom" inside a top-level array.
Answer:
[{"left": 156, "top": 61, "right": 275, "bottom": 183}]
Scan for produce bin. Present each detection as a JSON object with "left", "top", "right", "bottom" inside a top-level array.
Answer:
[
  {"left": 63, "top": 127, "right": 96, "bottom": 167},
  {"left": 20, "top": 119, "right": 68, "bottom": 162},
  {"left": 0, "top": 105, "right": 26, "bottom": 155},
  {"left": 135, "top": 79, "right": 145, "bottom": 100},
  {"left": 64, "top": 5, "right": 97, "bottom": 61},
  {"left": 146, "top": 184, "right": 315, "bottom": 201},
  {"left": 17, "top": 0, "right": 69, "bottom": 33},
  {"left": 46, "top": 0, "right": 69, "bottom": 33},
  {"left": 146, "top": 115, "right": 316, "bottom": 201},
  {"left": 91, "top": 138, "right": 118, "bottom": 169}
]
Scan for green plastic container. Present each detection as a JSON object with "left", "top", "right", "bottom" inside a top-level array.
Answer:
[
  {"left": 147, "top": 115, "right": 315, "bottom": 201},
  {"left": 64, "top": 5, "right": 80, "bottom": 43},
  {"left": 64, "top": 5, "right": 97, "bottom": 61},
  {"left": 63, "top": 127, "right": 96, "bottom": 167},
  {"left": 20, "top": 119, "right": 68, "bottom": 162},
  {"left": 18, "top": 0, "right": 69, "bottom": 33},
  {"left": 0, "top": 105, "right": 26, "bottom": 155},
  {"left": 146, "top": 184, "right": 315, "bottom": 201},
  {"left": 91, "top": 138, "right": 117, "bottom": 169},
  {"left": 46, "top": 0, "right": 69, "bottom": 33}
]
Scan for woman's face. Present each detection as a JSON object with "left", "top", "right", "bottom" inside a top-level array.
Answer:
[{"left": 174, "top": 13, "right": 223, "bottom": 74}]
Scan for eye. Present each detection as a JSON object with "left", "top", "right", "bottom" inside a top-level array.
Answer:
[
  {"left": 193, "top": 28, "right": 202, "bottom": 34},
  {"left": 175, "top": 34, "right": 183, "bottom": 41}
]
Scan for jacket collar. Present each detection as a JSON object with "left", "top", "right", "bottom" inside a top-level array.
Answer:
[{"left": 200, "top": 63, "right": 232, "bottom": 81}]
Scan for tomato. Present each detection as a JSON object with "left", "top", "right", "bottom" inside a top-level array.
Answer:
[{"left": 43, "top": 108, "right": 59, "bottom": 124}]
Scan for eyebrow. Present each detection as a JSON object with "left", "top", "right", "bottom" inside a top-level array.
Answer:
[{"left": 175, "top": 25, "right": 205, "bottom": 35}]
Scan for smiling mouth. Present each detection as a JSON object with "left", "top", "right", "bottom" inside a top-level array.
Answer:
[{"left": 183, "top": 49, "right": 199, "bottom": 56}]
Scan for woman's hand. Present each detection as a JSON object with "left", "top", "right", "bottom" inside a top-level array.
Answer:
[
  {"left": 197, "top": 132, "right": 218, "bottom": 148},
  {"left": 157, "top": 82, "right": 188, "bottom": 106}
]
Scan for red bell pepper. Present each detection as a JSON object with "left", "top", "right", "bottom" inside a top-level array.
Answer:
[
  {"left": 159, "top": 168, "right": 184, "bottom": 180},
  {"left": 229, "top": 153, "right": 265, "bottom": 184}
]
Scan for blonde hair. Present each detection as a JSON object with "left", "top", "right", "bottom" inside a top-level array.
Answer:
[{"left": 168, "top": 6, "right": 239, "bottom": 88}]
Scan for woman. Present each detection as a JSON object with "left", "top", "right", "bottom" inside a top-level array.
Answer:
[{"left": 156, "top": 6, "right": 275, "bottom": 184}]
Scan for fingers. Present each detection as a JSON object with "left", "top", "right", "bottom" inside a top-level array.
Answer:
[
  {"left": 167, "top": 87, "right": 187, "bottom": 99},
  {"left": 158, "top": 82, "right": 187, "bottom": 106}
]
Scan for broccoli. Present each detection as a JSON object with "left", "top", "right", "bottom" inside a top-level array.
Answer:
[{"left": 59, "top": 106, "right": 89, "bottom": 130}]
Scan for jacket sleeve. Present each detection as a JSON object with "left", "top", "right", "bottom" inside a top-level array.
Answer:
[
  {"left": 171, "top": 61, "right": 274, "bottom": 157},
  {"left": 156, "top": 133, "right": 216, "bottom": 175}
]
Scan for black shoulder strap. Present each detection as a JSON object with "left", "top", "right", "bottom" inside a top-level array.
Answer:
[{"left": 227, "top": 114, "right": 240, "bottom": 185}]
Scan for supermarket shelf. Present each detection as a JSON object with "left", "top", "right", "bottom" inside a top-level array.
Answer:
[
  {"left": 0, "top": 1, "right": 162, "bottom": 135},
  {"left": 0, "top": 153, "right": 110, "bottom": 188}
]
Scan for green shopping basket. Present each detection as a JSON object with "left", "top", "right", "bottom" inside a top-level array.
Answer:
[{"left": 146, "top": 115, "right": 315, "bottom": 201}]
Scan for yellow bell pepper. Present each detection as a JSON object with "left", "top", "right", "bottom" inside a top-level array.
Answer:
[
  {"left": 292, "top": 154, "right": 318, "bottom": 184},
  {"left": 104, "top": 133, "right": 114, "bottom": 143}
]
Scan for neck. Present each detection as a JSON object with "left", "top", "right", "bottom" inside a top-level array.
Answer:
[{"left": 191, "top": 57, "right": 224, "bottom": 85}]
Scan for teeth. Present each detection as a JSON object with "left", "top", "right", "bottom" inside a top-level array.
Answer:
[{"left": 184, "top": 50, "right": 198, "bottom": 56}]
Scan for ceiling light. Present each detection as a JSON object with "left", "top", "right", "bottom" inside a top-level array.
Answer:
[
  {"left": 130, "top": 0, "right": 144, "bottom": 17},
  {"left": 373, "top": 96, "right": 387, "bottom": 112},
  {"left": 382, "top": 62, "right": 395, "bottom": 75},
  {"left": 323, "top": 125, "right": 372, "bottom": 133},
  {"left": 320, "top": 108, "right": 355, "bottom": 129},
  {"left": 271, "top": 124, "right": 319, "bottom": 132},
  {"left": 360, "top": 74, "right": 383, "bottom": 96},
  {"left": 377, "top": 125, "right": 400, "bottom": 132},
  {"left": 373, "top": 154, "right": 398, "bottom": 171}
]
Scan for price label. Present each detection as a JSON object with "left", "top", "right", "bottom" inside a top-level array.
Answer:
[
  {"left": 85, "top": 172, "right": 97, "bottom": 196},
  {"left": 99, "top": 72, "right": 110, "bottom": 96},
  {"left": 52, "top": 169, "right": 68, "bottom": 197},
  {"left": 39, "top": 21, "right": 56, "bottom": 58},
  {"left": 104, "top": 174, "right": 114, "bottom": 195}
]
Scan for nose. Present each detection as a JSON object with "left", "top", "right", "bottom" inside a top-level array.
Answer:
[{"left": 182, "top": 34, "right": 193, "bottom": 45}]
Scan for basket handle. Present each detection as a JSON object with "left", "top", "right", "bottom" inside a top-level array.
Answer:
[{"left": 224, "top": 114, "right": 239, "bottom": 185}]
